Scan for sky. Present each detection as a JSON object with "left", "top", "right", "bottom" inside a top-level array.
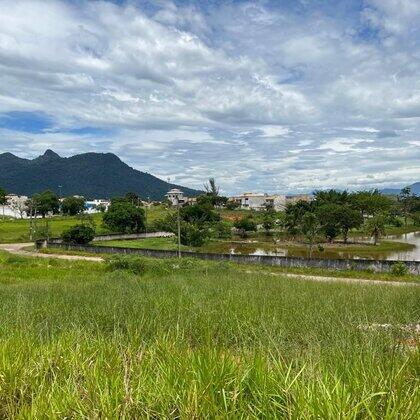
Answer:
[{"left": 0, "top": 0, "right": 419, "bottom": 194}]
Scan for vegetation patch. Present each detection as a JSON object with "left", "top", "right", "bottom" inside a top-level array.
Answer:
[{"left": 0, "top": 254, "right": 418, "bottom": 417}]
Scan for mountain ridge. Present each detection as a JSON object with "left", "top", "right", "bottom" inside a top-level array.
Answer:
[
  {"left": 381, "top": 182, "right": 420, "bottom": 196},
  {"left": 0, "top": 150, "right": 202, "bottom": 200}
]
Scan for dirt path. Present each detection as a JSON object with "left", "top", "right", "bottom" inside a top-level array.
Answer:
[
  {"left": 0, "top": 243, "right": 418, "bottom": 287},
  {"left": 0, "top": 243, "right": 103, "bottom": 262}
]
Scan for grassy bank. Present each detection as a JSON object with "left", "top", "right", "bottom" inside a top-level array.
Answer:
[
  {"left": 0, "top": 252, "right": 418, "bottom": 417},
  {"left": 38, "top": 245, "right": 420, "bottom": 282},
  {"left": 95, "top": 235, "right": 416, "bottom": 260}
]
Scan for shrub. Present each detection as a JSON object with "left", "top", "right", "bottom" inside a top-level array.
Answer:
[
  {"left": 181, "top": 223, "right": 209, "bottom": 247},
  {"left": 234, "top": 217, "right": 257, "bottom": 238},
  {"left": 214, "top": 221, "right": 232, "bottom": 239},
  {"left": 61, "top": 224, "right": 95, "bottom": 244},
  {"left": 390, "top": 261, "right": 408, "bottom": 277},
  {"left": 105, "top": 255, "right": 147, "bottom": 275},
  {"left": 225, "top": 201, "right": 240, "bottom": 210}
]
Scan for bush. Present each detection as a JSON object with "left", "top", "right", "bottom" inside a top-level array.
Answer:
[
  {"left": 225, "top": 201, "right": 240, "bottom": 210},
  {"left": 61, "top": 224, "right": 95, "bottom": 244},
  {"left": 181, "top": 223, "right": 209, "bottom": 247},
  {"left": 234, "top": 217, "right": 257, "bottom": 238},
  {"left": 390, "top": 262, "right": 408, "bottom": 277},
  {"left": 214, "top": 221, "right": 232, "bottom": 239},
  {"left": 412, "top": 211, "right": 420, "bottom": 227},
  {"left": 105, "top": 255, "right": 147, "bottom": 275}
]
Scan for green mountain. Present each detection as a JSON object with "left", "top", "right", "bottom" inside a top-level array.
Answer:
[
  {"left": 0, "top": 150, "right": 202, "bottom": 200},
  {"left": 381, "top": 182, "right": 420, "bottom": 196}
]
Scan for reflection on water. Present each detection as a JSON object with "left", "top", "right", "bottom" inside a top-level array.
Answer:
[
  {"left": 210, "top": 231, "right": 420, "bottom": 261},
  {"left": 384, "top": 232, "right": 420, "bottom": 261}
]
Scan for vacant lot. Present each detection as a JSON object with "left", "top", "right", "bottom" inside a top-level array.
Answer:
[{"left": 0, "top": 252, "right": 418, "bottom": 418}]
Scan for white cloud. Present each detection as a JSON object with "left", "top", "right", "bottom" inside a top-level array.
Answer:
[{"left": 0, "top": 0, "right": 419, "bottom": 193}]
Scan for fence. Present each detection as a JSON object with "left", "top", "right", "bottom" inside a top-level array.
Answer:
[{"left": 42, "top": 241, "right": 420, "bottom": 275}]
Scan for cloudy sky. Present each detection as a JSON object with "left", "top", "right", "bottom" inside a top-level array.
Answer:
[{"left": 0, "top": 0, "right": 419, "bottom": 194}]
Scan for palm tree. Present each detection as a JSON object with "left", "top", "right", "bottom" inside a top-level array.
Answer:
[{"left": 204, "top": 178, "right": 219, "bottom": 196}]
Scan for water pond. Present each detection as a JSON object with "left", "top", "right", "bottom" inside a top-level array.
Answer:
[{"left": 202, "top": 232, "right": 420, "bottom": 261}]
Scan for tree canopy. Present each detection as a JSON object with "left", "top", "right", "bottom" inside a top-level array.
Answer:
[
  {"left": 61, "top": 196, "right": 86, "bottom": 216},
  {"left": 103, "top": 200, "right": 145, "bottom": 233}
]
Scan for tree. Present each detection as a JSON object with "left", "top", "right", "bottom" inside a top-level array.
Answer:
[
  {"left": 204, "top": 177, "right": 219, "bottom": 196},
  {"left": 300, "top": 212, "right": 319, "bottom": 258},
  {"left": 314, "top": 189, "right": 349, "bottom": 206},
  {"left": 350, "top": 190, "right": 392, "bottom": 218},
  {"left": 338, "top": 206, "right": 363, "bottom": 243},
  {"left": 61, "top": 196, "right": 86, "bottom": 216},
  {"left": 32, "top": 190, "right": 60, "bottom": 217},
  {"left": 316, "top": 203, "right": 341, "bottom": 243},
  {"left": 103, "top": 201, "right": 145, "bottom": 233},
  {"left": 262, "top": 211, "right": 275, "bottom": 235},
  {"left": 9, "top": 196, "right": 28, "bottom": 219},
  {"left": 284, "top": 200, "right": 313, "bottom": 238},
  {"left": 125, "top": 192, "right": 142, "bottom": 206},
  {"left": 234, "top": 217, "right": 257, "bottom": 238},
  {"left": 61, "top": 224, "right": 95, "bottom": 244},
  {"left": 0, "top": 187, "right": 7, "bottom": 220},
  {"left": 180, "top": 222, "right": 209, "bottom": 247},
  {"left": 365, "top": 214, "right": 386, "bottom": 245},
  {"left": 180, "top": 203, "right": 220, "bottom": 225},
  {"left": 398, "top": 187, "right": 413, "bottom": 226}
]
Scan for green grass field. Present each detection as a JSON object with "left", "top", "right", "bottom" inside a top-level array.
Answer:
[
  {"left": 0, "top": 205, "right": 170, "bottom": 243},
  {"left": 0, "top": 251, "right": 418, "bottom": 417}
]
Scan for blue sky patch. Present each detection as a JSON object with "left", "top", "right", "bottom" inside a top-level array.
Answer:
[{"left": 0, "top": 111, "right": 54, "bottom": 134}]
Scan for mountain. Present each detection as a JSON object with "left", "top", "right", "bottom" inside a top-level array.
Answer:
[
  {"left": 381, "top": 182, "right": 420, "bottom": 196},
  {"left": 0, "top": 150, "right": 202, "bottom": 200}
]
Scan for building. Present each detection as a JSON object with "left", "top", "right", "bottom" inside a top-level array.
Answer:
[
  {"left": 229, "top": 193, "right": 286, "bottom": 211},
  {"left": 165, "top": 189, "right": 188, "bottom": 206},
  {"left": 285, "top": 194, "right": 313, "bottom": 205},
  {"left": 85, "top": 199, "right": 110, "bottom": 214}
]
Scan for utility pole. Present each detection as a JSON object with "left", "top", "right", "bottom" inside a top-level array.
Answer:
[
  {"left": 58, "top": 185, "right": 63, "bottom": 215},
  {"left": 145, "top": 196, "right": 150, "bottom": 236},
  {"left": 177, "top": 196, "right": 181, "bottom": 258}
]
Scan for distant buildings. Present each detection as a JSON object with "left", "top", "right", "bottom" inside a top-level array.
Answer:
[
  {"left": 229, "top": 193, "right": 287, "bottom": 211},
  {"left": 166, "top": 188, "right": 187, "bottom": 206},
  {"left": 85, "top": 199, "right": 110, "bottom": 214}
]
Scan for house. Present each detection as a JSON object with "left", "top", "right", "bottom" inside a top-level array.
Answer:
[
  {"left": 165, "top": 188, "right": 188, "bottom": 206},
  {"left": 229, "top": 193, "right": 286, "bottom": 211},
  {"left": 85, "top": 199, "right": 110, "bottom": 213}
]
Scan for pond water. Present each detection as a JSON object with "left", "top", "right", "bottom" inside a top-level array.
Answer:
[
  {"left": 204, "top": 231, "right": 420, "bottom": 261},
  {"left": 383, "top": 232, "right": 420, "bottom": 261}
]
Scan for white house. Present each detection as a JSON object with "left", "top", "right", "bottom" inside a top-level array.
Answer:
[
  {"left": 85, "top": 199, "right": 110, "bottom": 214},
  {"left": 165, "top": 188, "right": 187, "bottom": 206},
  {"left": 229, "top": 192, "right": 286, "bottom": 211}
]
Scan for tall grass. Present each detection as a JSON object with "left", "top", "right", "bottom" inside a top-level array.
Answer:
[{"left": 0, "top": 252, "right": 418, "bottom": 417}]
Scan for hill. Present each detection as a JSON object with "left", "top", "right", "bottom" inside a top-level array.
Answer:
[
  {"left": 381, "top": 182, "right": 420, "bottom": 196},
  {"left": 0, "top": 150, "right": 202, "bottom": 200}
]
